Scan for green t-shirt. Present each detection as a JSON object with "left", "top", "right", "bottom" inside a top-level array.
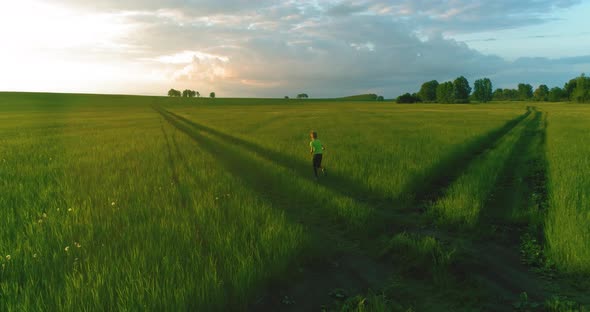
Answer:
[{"left": 310, "top": 139, "right": 323, "bottom": 154}]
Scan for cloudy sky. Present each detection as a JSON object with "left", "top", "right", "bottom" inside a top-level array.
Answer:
[{"left": 1, "top": 0, "right": 589, "bottom": 98}]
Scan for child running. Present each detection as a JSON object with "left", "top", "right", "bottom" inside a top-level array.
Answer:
[{"left": 309, "top": 131, "right": 326, "bottom": 179}]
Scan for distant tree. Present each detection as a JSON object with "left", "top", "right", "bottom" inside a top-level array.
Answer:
[
  {"left": 376, "top": 95, "right": 384, "bottom": 101},
  {"left": 453, "top": 76, "right": 471, "bottom": 103},
  {"left": 572, "top": 74, "right": 590, "bottom": 103},
  {"left": 168, "top": 88, "right": 181, "bottom": 97},
  {"left": 210, "top": 92, "right": 216, "bottom": 98},
  {"left": 396, "top": 93, "right": 419, "bottom": 104},
  {"left": 473, "top": 78, "right": 493, "bottom": 102},
  {"left": 182, "top": 89, "right": 197, "bottom": 98},
  {"left": 418, "top": 80, "right": 439, "bottom": 102},
  {"left": 504, "top": 89, "right": 519, "bottom": 101},
  {"left": 533, "top": 84, "right": 549, "bottom": 101},
  {"left": 297, "top": 93, "right": 309, "bottom": 99},
  {"left": 517, "top": 83, "right": 533, "bottom": 100},
  {"left": 548, "top": 87, "right": 565, "bottom": 102},
  {"left": 196, "top": 91, "right": 200, "bottom": 98},
  {"left": 493, "top": 87, "right": 526, "bottom": 101},
  {"left": 284, "top": 96, "right": 289, "bottom": 99},
  {"left": 492, "top": 88, "right": 504, "bottom": 101},
  {"left": 564, "top": 78, "right": 577, "bottom": 100},
  {"left": 436, "top": 81, "right": 455, "bottom": 103}
]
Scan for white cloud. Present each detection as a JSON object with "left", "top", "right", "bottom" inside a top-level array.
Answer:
[
  {"left": 1, "top": 0, "right": 588, "bottom": 97},
  {"left": 150, "top": 51, "right": 230, "bottom": 64},
  {"left": 172, "top": 57, "right": 232, "bottom": 82}
]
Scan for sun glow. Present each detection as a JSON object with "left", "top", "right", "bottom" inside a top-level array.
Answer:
[{"left": 0, "top": 0, "right": 145, "bottom": 93}]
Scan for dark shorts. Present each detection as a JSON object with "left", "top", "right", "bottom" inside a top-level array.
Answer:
[{"left": 312, "top": 153, "right": 323, "bottom": 168}]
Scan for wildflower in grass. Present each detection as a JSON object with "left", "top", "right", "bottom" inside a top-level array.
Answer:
[
  {"left": 33, "top": 253, "right": 37, "bottom": 258},
  {"left": 38, "top": 219, "right": 43, "bottom": 224},
  {"left": 68, "top": 208, "right": 73, "bottom": 212},
  {"left": 74, "top": 242, "right": 81, "bottom": 248},
  {"left": 5, "top": 255, "right": 10, "bottom": 261},
  {"left": 42, "top": 213, "right": 47, "bottom": 218},
  {"left": 111, "top": 201, "right": 116, "bottom": 206},
  {"left": 64, "top": 246, "right": 70, "bottom": 252}
]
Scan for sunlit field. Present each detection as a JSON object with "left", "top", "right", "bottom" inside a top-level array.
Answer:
[
  {"left": 1, "top": 93, "right": 589, "bottom": 311},
  {"left": 544, "top": 105, "right": 590, "bottom": 274}
]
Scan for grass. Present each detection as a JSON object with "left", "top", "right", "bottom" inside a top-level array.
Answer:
[
  {"left": 544, "top": 104, "right": 590, "bottom": 273},
  {"left": 0, "top": 94, "right": 303, "bottom": 310},
  {"left": 339, "top": 94, "right": 380, "bottom": 101},
  {"left": 1, "top": 92, "right": 589, "bottom": 310}
]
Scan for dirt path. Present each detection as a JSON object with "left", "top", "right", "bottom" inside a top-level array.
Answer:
[
  {"left": 155, "top": 106, "right": 403, "bottom": 309},
  {"left": 156, "top": 106, "right": 589, "bottom": 311},
  {"left": 415, "top": 108, "right": 589, "bottom": 310},
  {"left": 471, "top": 109, "right": 550, "bottom": 306}
]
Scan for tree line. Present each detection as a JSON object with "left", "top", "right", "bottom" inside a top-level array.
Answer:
[
  {"left": 168, "top": 89, "right": 216, "bottom": 98},
  {"left": 397, "top": 74, "right": 590, "bottom": 104}
]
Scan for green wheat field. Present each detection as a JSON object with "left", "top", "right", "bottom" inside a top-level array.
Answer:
[{"left": 1, "top": 92, "right": 589, "bottom": 311}]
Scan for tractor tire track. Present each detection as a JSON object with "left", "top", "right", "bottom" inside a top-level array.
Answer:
[
  {"left": 368, "top": 107, "right": 547, "bottom": 310},
  {"left": 463, "top": 109, "right": 588, "bottom": 309},
  {"left": 406, "top": 108, "right": 587, "bottom": 310},
  {"left": 411, "top": 106, "right": 534, "bottom": 210},
  {"left": 155, "top": 105, "right": 548, "bottom": 311},
  {"left": 154, "top": 106, "right": 399, "bottom": 311},
  {"left": 161, "top": 107, "right": 534, "bottom": 238},
  {"left": 158, "top": 115, "right": 190, "bottom": 210},
  {"left": 465, "top": 108, "right": 553, "bottom": 309}
]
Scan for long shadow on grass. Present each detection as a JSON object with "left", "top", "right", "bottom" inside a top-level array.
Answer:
[
  {"left": 159, "top": 107, "right": 534, "bottom": 238},
  {"left": 155, "top": 107, "right": 371, "bottom": 239},
  {"left": 164, "top": 109, "right": 387, "bottom": 203},
  {"left": 156, "top": 107, "right": 394, "bottom": 312},
  {"left": 410, "top": 106, "right": 534, "bottom": 209}
]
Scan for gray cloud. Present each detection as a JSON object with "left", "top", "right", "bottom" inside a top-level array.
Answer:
[
  {"left": 44, "top": 0, "right": 280, "bottom": 14},
  {"left": 39, "top": 0, "right": 589, "bottom": 97},
  {"left": 322, "top": 0, "right": 582, "bottom": 34},
  {"left": 47, "top": 0, "right": 583, "bottom": 32}
]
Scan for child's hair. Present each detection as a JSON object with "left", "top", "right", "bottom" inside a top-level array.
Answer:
[{"left": 310, "top": 131, "right": 318, "bottom": 139}]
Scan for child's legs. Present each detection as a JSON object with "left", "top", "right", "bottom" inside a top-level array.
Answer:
[{"left": 312, "top": 154, "right": 322, "bottom": 177}]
